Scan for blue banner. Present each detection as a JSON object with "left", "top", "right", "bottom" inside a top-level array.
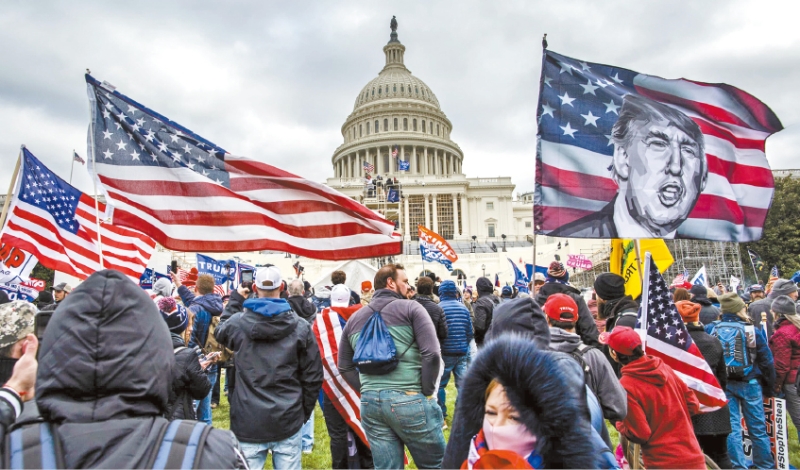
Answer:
[
  {"left": 0, "top": 282, "right": 38, "bottom": 302},
  {"left": 398, "top": 160, "right": 410, "bottom": 171},
  {"left": 139, "top": 268, "right": 170, "bottom": 290},
  {"left": 197, "top": 253, "right": 235, "bottom": 285},
  {"left": 508, "top": 258, "right": 530, "bottom": 293},
  {"left": 387, "top": 189, "right": 399, "bottom": 202},
  {"left": 525, "top": 264, "right": 549, "bottom": 280}
]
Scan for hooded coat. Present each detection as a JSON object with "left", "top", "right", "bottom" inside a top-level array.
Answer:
[
  {"left": 442, "top": 335, "right": 605, "bottom": 469},
  {"left": 769, "top": 317, "right": 800, "bottom": 387},
  {"left": 287, "top": 294, "right": 318, "bottom": 323},
  {"left": 535, "top": 282, "right": 600, "bottom": 347},
  {"left": 615, "top": 355, "right": 706, "bottom": 469},
  {"left": 177, "top": 285, "right": 224, "bottom": 351},
  {"left": 690, "top": 289, "right": 722, "bottom": 326},
  {"left": 472, "top": 278, "right": 499, "bottom": 346},
  {"left": 30, "top": 270, "right": 242, "bottom": 468},
  {"left": 214, "top": 290, "right": 323, "bottom": 443},
  {"left": 686, "top": 324, "right": 732, "bottom": 435},
  {"left": 167, "top": 333, "right": 212, "bottom": 420},
  {"left": 413, "top": 295, "right": 448, "bottom": 342}
]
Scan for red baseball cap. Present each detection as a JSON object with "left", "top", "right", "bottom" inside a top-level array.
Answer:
[
  {"left": 605, "top": 326, "right": 642, "bottom": 356},
  {"left": 543, "top": 293, "right": 578, "bottom": 323}
]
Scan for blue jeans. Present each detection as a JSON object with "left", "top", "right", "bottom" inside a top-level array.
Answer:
[
  {"left": 195, "top": 364, "right": 216, "bottom": 426},
  {"left": 726, "top": 380, "right": 775, "bottom": 469},
  {"left": 301, "top": 409, "right": 314, "bottom": 451},
  {"left": 360, "top": 390, "right": 445, "bottom": 469},
  {"left": 437, "top": 354, "right": 469, "bottom": 418},
  {"left": 240, "top": 427, "right": 302, "bottom": 470}
]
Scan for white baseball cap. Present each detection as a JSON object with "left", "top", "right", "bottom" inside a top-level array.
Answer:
[
  {"left": 255, "top": 266, "right": 282, "bottom": 290},
  {"left": 330, "top": 284, "right": 351, "bottom": 307}
]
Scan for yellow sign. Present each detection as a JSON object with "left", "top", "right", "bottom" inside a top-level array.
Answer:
[{"left": 610, "top": 239, "right": 674, "bottom": 299}]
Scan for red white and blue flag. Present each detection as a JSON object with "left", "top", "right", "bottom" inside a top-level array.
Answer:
[
  {"left": 638, "top": 253, "right": 727, "bottom": 411},
  {"left": 536, "top": 50, "right": 782, "bottom": 242},
  {"left": 1, "top": 148, "right": 155, "bottom": 281},
  {"left": 312, "top": 308, "right": 369, "bottom": 446},
  {"left": 363, "top": 161, "right": 374, "bottom": 173},
  {"left": 86, "top": 75, "right": 401, "bottom": 260}
]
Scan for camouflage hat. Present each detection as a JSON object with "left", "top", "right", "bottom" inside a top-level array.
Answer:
[{"left": 0, "top": 301, "right": 37, "bottom": 350}]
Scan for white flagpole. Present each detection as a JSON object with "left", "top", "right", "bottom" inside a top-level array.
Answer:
[
  {"left": 69, "top": 150, "right": 76, "bottom": 185},
  {"left": 0, "top": 147, "right": 23, "bottom": 231},
  {"left": 637, "top": 251, "right": 652, "bottom": 354},
  {"left": 86, "top": 77, "right": 104, "bottom": 269}
]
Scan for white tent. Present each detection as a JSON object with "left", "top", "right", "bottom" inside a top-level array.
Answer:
[{"left": 312, "top": 259, "right": 377, "bottom": 294}]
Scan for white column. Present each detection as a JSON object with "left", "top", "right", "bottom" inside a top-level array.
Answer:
[
  {"left": 460, "top": 193, "right": 470, "bottom": 237},
  {"left": 423, "top": 147, "right": 428, "bottom": 175},
  {"left": 404, "top": 196, "right": 410, "bottom": 238},
  {"left": 411, "top": 145, "right": 417, "bottom": 174},
  {"left": 432, "top": 194, "right": 439, "bottom": 233},
  {"left": 424, "top": 193, "right": 431, "bottom": 228},
  {"left": 452, "top": 193, "right": 460, "bottom": 237}
]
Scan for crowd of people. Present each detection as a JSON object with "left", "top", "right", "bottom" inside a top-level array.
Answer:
[{"left": 0, "top": 259, "right": 796, "bottom": 469}]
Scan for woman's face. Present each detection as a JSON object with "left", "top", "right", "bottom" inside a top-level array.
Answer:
[{"left": 485, "top": 384, "right": 521, "bottom": 427}]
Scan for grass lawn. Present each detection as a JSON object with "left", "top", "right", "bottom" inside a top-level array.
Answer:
[{"left": 213, "top": 372, "right": 800, "bottom": 469}]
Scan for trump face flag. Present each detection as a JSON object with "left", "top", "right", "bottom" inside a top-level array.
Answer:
[
  {"left": 418, "top": 225, "right": 457, "bottom": 271},
  {"left": 637, "top": 253, "right": 727, "bottom": 411},
  {"left": 536, "top": 50, "right": 782, "bottom": 242},
  {"left": 86, "top": 75, "right": 401, "bottom": 259}
]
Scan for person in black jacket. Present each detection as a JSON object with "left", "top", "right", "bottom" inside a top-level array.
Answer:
[
  {"left": 472, "top": 277, "right": 499, "bottom": 347},
  {"left": 690, "top": 284, "right": 722, "bottom": 326},
  {"left": 215, "top": 265, "right": 323, "bottom": 470},
  {"left": 21, "top": 270, "right": 245, "bottom": 468},
  {"left": 414, "top": 277, "right": 448, "bottom": 343},
  {"left": 593, "top": 272, "right": 639, "bottom": 376},
  {"left": 534, "top": 262, "right": 600, "bottom": 347},
  {"left": 158, "top": 297, "right": 212, "bottom": 421},
  {"left": 675, "top": 300, "right": 732, "bottom": 469},
  {"left": 287, "top": 279, "right": 317, "bottom": 323}
]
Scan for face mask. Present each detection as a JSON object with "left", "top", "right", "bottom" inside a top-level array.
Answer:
[{"left": 482, "top": 416, "right": 537, "bottom": 457}]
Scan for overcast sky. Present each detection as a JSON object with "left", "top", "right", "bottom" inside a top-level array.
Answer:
[{"left": 1, "top": 0, "right": 798, "bottom": 198}]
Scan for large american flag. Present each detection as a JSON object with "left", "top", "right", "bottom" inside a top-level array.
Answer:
[
  {"left": 312, "top": 308, "right": 369, "bottom": 446},
  {"left": 536, "top": 50, "right": 782, "bottom": 242},
  {"left": 1, "top": 148, "right": 155, "bottom": 281},
  {"left": 638, "top": 253, "right": 727, "bottom": 411},
  {"left": 85, "top": 75, "right": 401, "bottom": 259}
]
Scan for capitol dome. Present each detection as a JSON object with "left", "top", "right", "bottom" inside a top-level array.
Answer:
[{"left": 331, "top": 21, "right": 463, "bottom": 182}]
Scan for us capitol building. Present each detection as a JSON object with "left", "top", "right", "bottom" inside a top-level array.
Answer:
[{"left": 325, "top": 21, "right": 534, "bottom": 249}]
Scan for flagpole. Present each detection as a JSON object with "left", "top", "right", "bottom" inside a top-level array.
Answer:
[
  {"left": 637, "top": 252, "right": 652, "bottom": 354},
  {"left": 69, "top": 149, "right": 76, "bottom": 185},
  {"left": 0, "top": 148, "right": 22, "bottom": 230},
  {"left": 746, "top": 246, "right": 759, "bottom": 283},
  {"left": 633, "top": 239, "right": 645, "bottom": 291},
  {"left": 87, "top": 77, "right": 104, "bottom": 269}
]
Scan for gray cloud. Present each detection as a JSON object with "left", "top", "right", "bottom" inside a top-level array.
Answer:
[{"left": 0, "top": 0, "right": 797, "bottom": 199}]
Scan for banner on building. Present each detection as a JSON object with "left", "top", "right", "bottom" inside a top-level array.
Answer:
[
  {"left": 741, "top": 397, "right": 788, "bottom": 469},
  {"left": 418, "top": 225, "right": 457, "bottom": 271}
]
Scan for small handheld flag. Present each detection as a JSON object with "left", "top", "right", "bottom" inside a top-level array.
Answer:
[{"left": 418, "top": 225, "right": 457, "bottom": 271}]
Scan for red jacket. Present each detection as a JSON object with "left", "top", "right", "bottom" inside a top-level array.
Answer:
[
  {"left": 769, "top": 318, "right": 800, "bottom": 387},
  {"left": 615, "top": 355, "right": 705, "bottom": 469}
]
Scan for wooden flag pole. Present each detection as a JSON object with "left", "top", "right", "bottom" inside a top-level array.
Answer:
[
  {"left": 633, "top": 239, "right": 645, "bottom": 289},
  {"left": 0, "top": 147, "right": 23, "bottom": 231}
]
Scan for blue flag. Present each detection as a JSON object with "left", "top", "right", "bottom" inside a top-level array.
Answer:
[
  {"left": 525, "top": 264, "right": 549, "bottom": 280},
  {"left": 398, "top": 160, "right": 410, "bottom": 171},
  {"left": 196, "top": 253, "right": 235, "bottom": 285},
  {"left": 139, "top": 268, "right": 170, "bottom": 289},
  {"left": 508, "top": 259, "right": 530, "bottom": 293},
  {"left": 387, "top": 189, "right": 399, "bottom": 202}
]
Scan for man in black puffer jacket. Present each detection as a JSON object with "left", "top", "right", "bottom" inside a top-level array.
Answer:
[
  {"left": 414, "top": 277, "right": 448, "bottom": 343},
  {"left": 473, "top": 277, "right": 499, "bottom": 347},
  {"left": 690, "top": 284, "right": 721, "bottom": 326},
  {"left": 158, "top": 297, "right": 212, "bottom": 421},
  {"left": 287, "top": 279, "right": 318, "bottom": 323},
  {"left": 19, "top": 270, "right": 245, "bottom": 468},
  {"left": 534, "top": 262, "right": 600, "bottom": 347},
  {"left": 593, "top": 272, "right": 639, "bottom": 376}
]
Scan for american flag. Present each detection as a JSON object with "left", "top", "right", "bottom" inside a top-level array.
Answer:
[
  {"left": 73, "top": 151, "right": 85, "bottom": 165},
  {"left": 363, "top": 161, "right": 374, "bottom": 173},
  {"left": 536, "top": 50, "right": 782, "bottom": 242},
  {"left": 638, "top": 253, "right": 727, "bottom": 411},
  {"left": 85, "top": 75, "right": 401, "bottom": 260},
  {"left": 213, "top": 284, "right": 228, "bottom": 296},
  {"left": 176, "top": 267, "right": 189, "bottom": 283},
  {"left": 312, "top": 308, "right": 369, "bottom": 447},
  {"left": 391, "top": 145, "right": 398, "bottom": 158},
  {"left": 1, "top": 148, "right": 155, "bottom": 281},
  {"left": 670, "top": 267, "right": 691, "bottom": 287}
]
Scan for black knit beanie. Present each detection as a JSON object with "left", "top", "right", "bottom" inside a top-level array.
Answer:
[{"left": 594, "top": 273, "right": 626, "bottom": 300}]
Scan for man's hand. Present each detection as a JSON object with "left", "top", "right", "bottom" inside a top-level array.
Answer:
[
  {"left": 170, "top": 271, "right": 182, "bottom": 288},
  {"left": 6, "top": 334, "right": 38, "bottom": 402},
  {"left": 237, "top": 285, "right": 251, "bottom": 298}
]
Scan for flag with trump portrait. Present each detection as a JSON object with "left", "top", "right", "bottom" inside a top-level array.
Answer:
[
  {"left": 418, "top": 225, "right": 457, "bottom": 271},
  {"left": 535, "top": 50, "right": 783, "bottom": 242}
]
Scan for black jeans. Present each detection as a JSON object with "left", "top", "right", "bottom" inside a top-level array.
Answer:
[
  {"left": 696, "top": 434, "right": 732, "bottom": 470},
  {"left": 322, "top": 394, "right": 373, "bottom": 469},
  {"left": 211, "top": 366, "right": 222, "bottom": 404}
]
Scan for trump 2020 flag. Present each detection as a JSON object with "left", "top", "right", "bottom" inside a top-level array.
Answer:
[
  {"left": 637, "top": 253, "right": 727, "bottom": 412},
  {"left": 196, "top": 253, "right": 235, "bottom": 285},
  {"left": 398, "top": 160, "right": 410, "bottom": 171},
  {"left": 536, "top": 50, "right": 782, "bottom": 242},
  {"left": 691, "top": 265, "right": 708, "bottom": 287},
  {"left": 508, "top": 258, "right": 529, "bottom": 293},
  {"left": 418, "top": 225, "right": 457, "bottom": 271}
]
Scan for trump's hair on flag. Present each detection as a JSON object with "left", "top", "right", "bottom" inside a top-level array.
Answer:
[{"left": 535, "top": 50, "right": 782, "bottom": 242}]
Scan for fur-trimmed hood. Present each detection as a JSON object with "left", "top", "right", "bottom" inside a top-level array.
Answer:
[{"left": 442, "top": 334, "right": 599, "bottom": 469}]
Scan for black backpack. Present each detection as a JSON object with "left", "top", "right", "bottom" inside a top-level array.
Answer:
[
  {"left": 4, "top": 419, "right": 213, "bottom": 469},
  {"left": 568, "top": 343, "right": 595, "bottom": 386}
]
